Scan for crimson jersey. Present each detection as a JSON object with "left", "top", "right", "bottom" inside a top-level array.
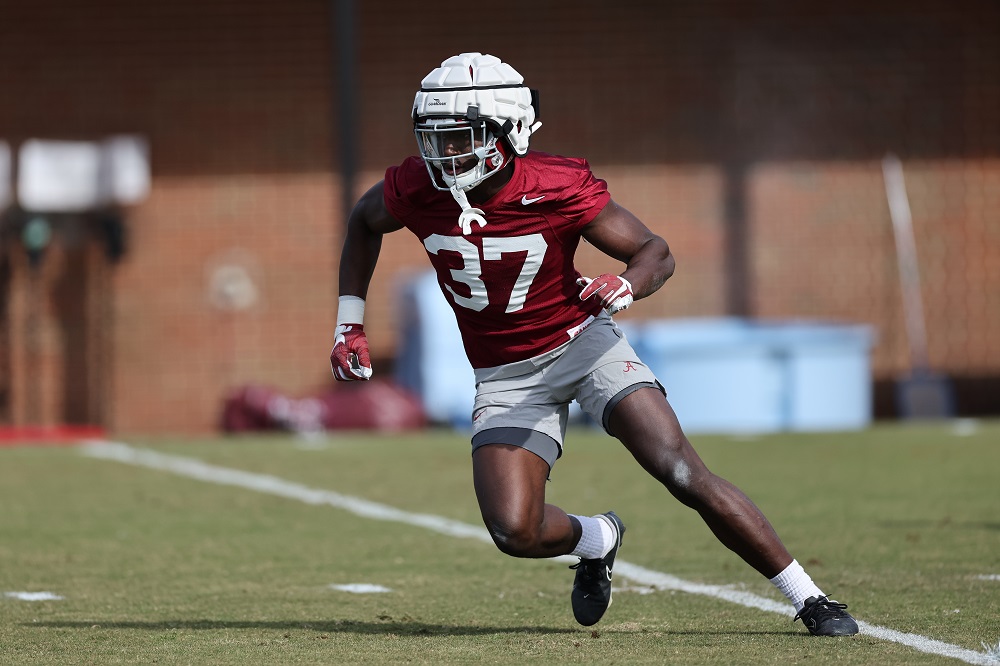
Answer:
[{"left": 384, "top": 151, "right": 610, "bottom": 369}]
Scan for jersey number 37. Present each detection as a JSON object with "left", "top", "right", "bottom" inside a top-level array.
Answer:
[{"left": 423, "top": 233, "right": 547, "bottom": 313}]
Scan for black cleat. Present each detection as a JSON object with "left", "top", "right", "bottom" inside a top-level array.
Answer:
[
  {"left": 569, "top": 511, "right": 625, "bottom": 626},
  {"left": 793, "top": 595, "right": 860, "bottom": 636}
]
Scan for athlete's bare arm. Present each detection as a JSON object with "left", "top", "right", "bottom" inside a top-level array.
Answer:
[
  {"left": 339, "top": 181, "right": 405, "bottom": 298},
  {"left": 581, "top": 199, "right": 675, "bottom": 301}
]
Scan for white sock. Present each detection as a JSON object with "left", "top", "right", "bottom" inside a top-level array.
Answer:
[
  {"left": 569, "top": 514, "right": 616, "bottom": 559},
  {"left": 769, "top": 559, "right": 825, "bottom": 612}
]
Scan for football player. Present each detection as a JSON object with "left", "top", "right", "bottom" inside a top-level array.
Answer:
[{"left": 331, "top": 52, "right": 858, "bottom": 636}]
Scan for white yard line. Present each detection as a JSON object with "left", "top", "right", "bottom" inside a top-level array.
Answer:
[
  {"left": 4, "top": 591, "right": 64, "bottom": 601},
  {"left": 80, "top": 440, "right": 997, "bottom": 665}
]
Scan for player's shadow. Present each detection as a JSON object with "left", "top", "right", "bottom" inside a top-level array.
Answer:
[
  {"left": 26, "top": 619, "right": 576, "bottom": 635},
  {"left": 27, "top": 620, "right": 797, "bottom": 637}
]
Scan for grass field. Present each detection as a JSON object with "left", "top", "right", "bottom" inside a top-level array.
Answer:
[{"left": 1, "top": 421, "right": 998, "bottom": 664}]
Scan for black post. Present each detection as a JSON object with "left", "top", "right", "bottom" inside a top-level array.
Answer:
[{"left": 722, "top": 160, "right": 750, "bottom": 317}]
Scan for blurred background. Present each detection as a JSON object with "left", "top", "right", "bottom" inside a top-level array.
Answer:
[{"left": 0, "top": 0, "right": 997, "bottom": 436}]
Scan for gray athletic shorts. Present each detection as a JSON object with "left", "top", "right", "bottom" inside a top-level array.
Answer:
[{"left": 470, "top": 312, "right": 664, "bottom": 469}]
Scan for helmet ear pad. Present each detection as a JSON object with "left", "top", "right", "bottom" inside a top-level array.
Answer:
[{"left": 481, "top": 118, "right": 515, "bottom": 170}]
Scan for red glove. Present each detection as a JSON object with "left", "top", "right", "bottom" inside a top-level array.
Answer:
[
  {"left": 330, "top": 324, "right": 373, "bottom": 381},
  {"left": 577, "top": 274, "right": 634, "bottom": 315}
]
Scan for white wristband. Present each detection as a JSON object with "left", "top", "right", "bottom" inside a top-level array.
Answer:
[{"left": 336, "top": 295, "right": 366, "bottom": 326}]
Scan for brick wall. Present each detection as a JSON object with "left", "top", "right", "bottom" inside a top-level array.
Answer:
[
  {"left": 0, "top": 0, "right": 338, "bottom": 432},
  {"left": 1, "top": 0, "right": 997, "bottom": 432}
]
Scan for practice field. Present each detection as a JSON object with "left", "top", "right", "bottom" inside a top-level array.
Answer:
[{"left": 1, "top": 422, "right": 998, "bottom": 665}]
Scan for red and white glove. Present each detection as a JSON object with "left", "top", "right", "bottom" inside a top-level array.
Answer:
[
  {"left": 577, "top": 273, "right": 634, "bottom": 315},
  {"left": 330, "top": 296, "right": 372, "bottom": 381},
  {"left": 330, "top": 323, "right": 372, "bottom": 381}
]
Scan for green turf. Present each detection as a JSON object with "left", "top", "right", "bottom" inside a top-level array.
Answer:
[{"left": 1, "top": 421, "right": 998, "bottom": 664}]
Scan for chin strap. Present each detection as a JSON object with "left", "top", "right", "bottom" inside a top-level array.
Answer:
[{"left": 449, "top": 186, "right": 488, "bottom": 235}]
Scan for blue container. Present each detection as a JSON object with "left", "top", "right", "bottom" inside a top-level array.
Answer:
[
  {"left": 395, "top": 271, "right": 477, "bottom": 427},
  {"left": 395, "top": 270, "right": 593, "bottom": 428},
  {"left": 633, "top": 318, "right": 875, "bottom": 434}
]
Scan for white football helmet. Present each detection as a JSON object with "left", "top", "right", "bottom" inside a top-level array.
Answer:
[{"left": 413, "top": 53, "right": 541, "bottom": 193}]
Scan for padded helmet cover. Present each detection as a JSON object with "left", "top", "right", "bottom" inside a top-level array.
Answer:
[{"left": 413, "top": 52, "right": 539, "bottom": 157}]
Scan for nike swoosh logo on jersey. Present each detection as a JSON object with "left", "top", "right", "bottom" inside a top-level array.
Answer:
[{"left": 521, "top": 195, "right": 545, "bottom": 205}]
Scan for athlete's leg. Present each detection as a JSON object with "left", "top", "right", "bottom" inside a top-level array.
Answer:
[
  {"left": 607, "top": 387, "right": 792, "bottom": 578},
  {"left": 472, "top": 443, "right": 581, "bottom": 558}
]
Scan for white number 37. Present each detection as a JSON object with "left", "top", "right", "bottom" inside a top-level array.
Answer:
[{"left": 422, "top": 233, "right": 547, "bottom": 313}]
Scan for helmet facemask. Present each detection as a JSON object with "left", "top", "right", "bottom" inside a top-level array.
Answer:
[{"left": 414, "top": 115, "right": 511, "bottom": 192}]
